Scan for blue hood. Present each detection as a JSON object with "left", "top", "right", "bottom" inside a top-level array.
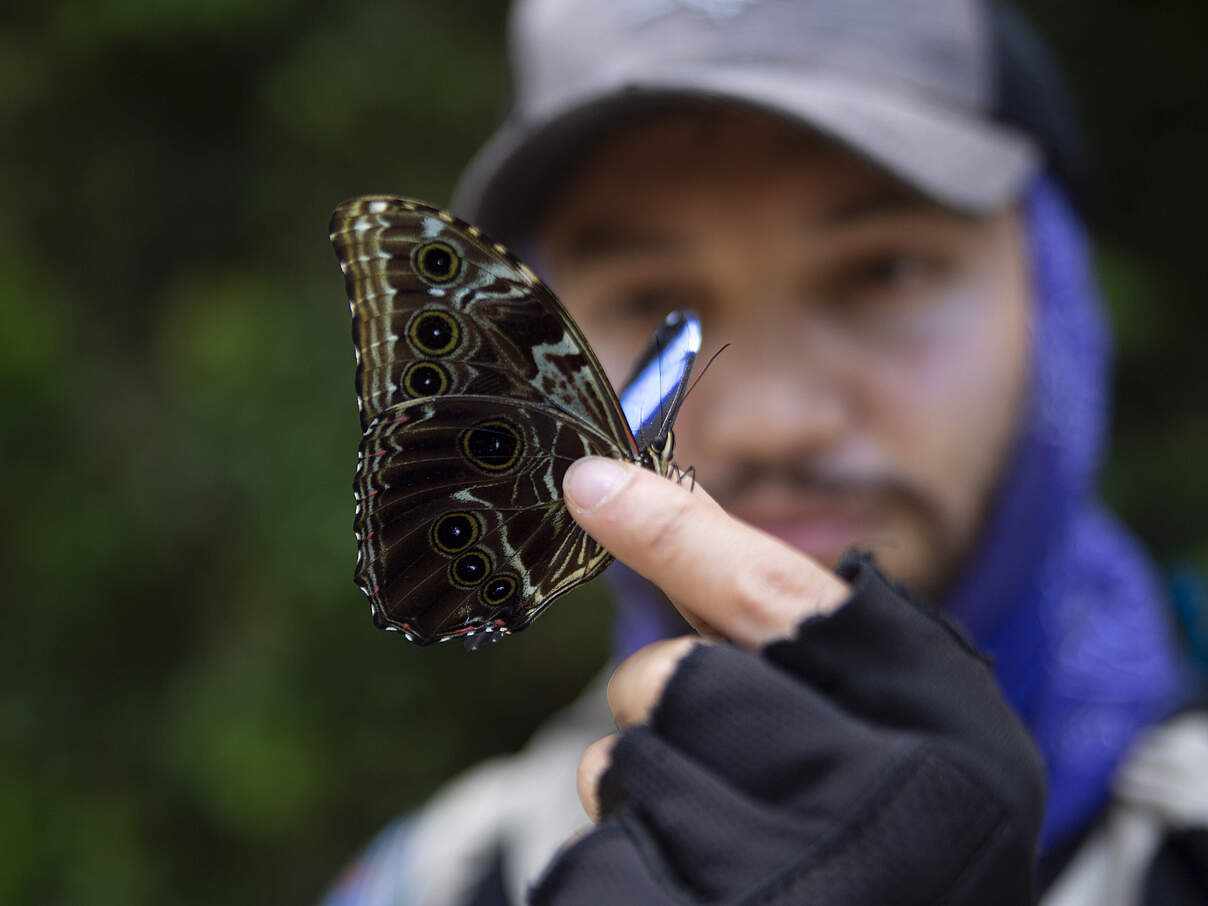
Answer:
[{"left": 611, "top": 175, "right": 1186, "bottom": 852}]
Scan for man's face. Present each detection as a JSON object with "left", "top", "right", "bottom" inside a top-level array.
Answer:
[{"left": 538, "top": 108, "right": 1030, "bottom": 598}]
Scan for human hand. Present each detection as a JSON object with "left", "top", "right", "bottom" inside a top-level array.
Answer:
[
  {"left": 559, "top": 455, "right": 849, "bottom": 819},
  {"left": 528, "top": 457, "right": 1045, "bottom": 906}
]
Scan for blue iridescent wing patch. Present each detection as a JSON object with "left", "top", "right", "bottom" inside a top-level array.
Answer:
[{"left": 619, "top": 310, "right": 702, "bottom": 450}]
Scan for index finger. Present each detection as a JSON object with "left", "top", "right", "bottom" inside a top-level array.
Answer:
[{"left": 563, "top": 457, "right": 849, "bottom": 648}]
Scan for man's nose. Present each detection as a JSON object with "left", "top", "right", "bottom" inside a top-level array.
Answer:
[{"left": 685, "top": 327, "right": 849, "bottom": 463}]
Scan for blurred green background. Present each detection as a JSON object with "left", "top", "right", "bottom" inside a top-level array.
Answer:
[{"left": 1, "top": 1, "right": 1205, "bottom": 902}]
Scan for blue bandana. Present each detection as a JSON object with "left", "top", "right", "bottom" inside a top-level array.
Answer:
[
  {"left": 945, "top": 175, "right": 1185, "bottom": 850},
  {"left": 611, "top": 175, "right": 1186, "bottom": 853}
]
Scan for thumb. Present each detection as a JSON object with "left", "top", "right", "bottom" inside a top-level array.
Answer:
[{"left": 563, "top": 457, "right": 848, "bottom": 648}]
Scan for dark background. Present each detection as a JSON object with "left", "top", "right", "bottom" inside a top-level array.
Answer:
[{"left": 1, "top": 1, "right": 1204, "bottom": 902}]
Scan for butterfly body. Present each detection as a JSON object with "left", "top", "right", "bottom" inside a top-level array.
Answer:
[{"left": 331, "top": 196, "right": 698, "bottom": 646}]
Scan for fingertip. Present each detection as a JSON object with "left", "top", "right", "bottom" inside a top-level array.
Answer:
[
  {"left": 578, "top": 735, "right": 618, "bottom": 822},
  {"left": 607, "top": 636, "right": 702, "bottom": 728},
  {"left": 563, "top": 456, "right": 634, "bottom": 514}
]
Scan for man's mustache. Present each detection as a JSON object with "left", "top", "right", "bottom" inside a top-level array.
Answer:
[{"left": 707, "top": 460, "right": 938, "bottom": 522}]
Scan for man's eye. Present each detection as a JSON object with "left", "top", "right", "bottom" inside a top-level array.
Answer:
[
  {"left": 850, "top": 253, "right": 933, "bottom": 289},
  {"left": 611, "top": 287, "right": 688, "bottom": 321},
  {"left": 824, "top": 252, "right": 942, "bottom": 308}
]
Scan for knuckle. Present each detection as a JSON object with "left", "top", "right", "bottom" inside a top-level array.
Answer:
[
  {"left": 731, "top": 557, "right": 810, "bottom": 630},
  {"left": 631, "top": 490, "right": 695, "bottom": 566}
]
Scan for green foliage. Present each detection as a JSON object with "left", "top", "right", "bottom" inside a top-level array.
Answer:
[{"left": 0, "top": 1, "right": 1204, "bottom": 902}]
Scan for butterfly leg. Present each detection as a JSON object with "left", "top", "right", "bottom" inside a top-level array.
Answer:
[{"left": 671, "top": 463, "right": 697, "bottom": 492}]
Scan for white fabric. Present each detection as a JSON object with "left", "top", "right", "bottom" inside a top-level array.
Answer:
[
  {"left": 1041, "top": 713, "right": 1208, "bottom": 906},
  {"left": 328, "top": 679, "right": 1206, "bottom": 905},
  {"left": 404, "top": 670, "right": 615, "bottom": 906}
]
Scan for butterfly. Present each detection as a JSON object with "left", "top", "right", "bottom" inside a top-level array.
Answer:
[{"left": 329, "top": 196, "right": 701, "bottom": 648}]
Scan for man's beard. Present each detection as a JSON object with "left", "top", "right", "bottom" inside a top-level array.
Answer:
[{"left": 706, "top": 458, "right": 968, "bottom": 602}]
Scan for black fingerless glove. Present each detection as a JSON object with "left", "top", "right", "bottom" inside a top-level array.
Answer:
[{"left": 530, "top": 554, "right": 1046, "bottom": 906}]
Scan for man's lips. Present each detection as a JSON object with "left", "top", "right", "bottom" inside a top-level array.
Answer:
[
  {"left": 721, "top": 489, "right": 888, "bottom": 563},
  {"left": 750, "top": 516, "right": 883, "bottom": 567}
]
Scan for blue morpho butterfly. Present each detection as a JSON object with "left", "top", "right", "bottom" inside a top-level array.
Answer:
[{"left": 329, "top": 196, "right": 701, "bottom": 648}]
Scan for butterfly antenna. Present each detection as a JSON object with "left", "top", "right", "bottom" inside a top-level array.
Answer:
[
  {"left": 682, "top": 343, "right": 730, "bottom": 404},
  {"left": 657, "top": 325, "right": 667, "bottom": 424},
  {"left": 662, "top": 343, "right": 725, "bottom": 492},
  {"left": 641, "top": 320, "right": 669, "bottom": 433}
]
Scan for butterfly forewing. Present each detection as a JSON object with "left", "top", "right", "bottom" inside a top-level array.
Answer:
[{"left": 330, "top": 196, "right": 633, "bottom": 448}]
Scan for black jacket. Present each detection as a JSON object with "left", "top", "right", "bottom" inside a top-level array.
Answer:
[{"left": 372, "top": 556, "right": 1207, "bottom": 906}]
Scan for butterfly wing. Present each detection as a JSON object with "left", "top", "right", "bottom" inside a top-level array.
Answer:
[
  {"left": 330, "top": 195, "right": 634, "bottom": 451},
  {"left": 355, "top": 396, "right": 623, "bottom": 645},
  {"left": 331, "top": 196, "right": 699, "bottom": 646}
]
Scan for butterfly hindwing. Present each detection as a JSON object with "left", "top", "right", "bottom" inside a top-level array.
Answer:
[{"left": 354, "top": 396, "right": 622, "bottom": 645}]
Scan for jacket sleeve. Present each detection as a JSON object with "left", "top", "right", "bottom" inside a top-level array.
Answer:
[{"left": 530, "top": 553, "right": 1047, "bottom": 906}]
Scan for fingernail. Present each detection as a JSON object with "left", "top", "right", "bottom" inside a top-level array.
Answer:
[{"left": 564, "top": 457, "right": 629, "bottom": 512}]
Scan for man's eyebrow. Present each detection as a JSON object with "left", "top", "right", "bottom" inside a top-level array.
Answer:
[
  {"left": 818, "top": 186, "right": 954, "bottom": 228},
  {"left": 561, "top": 224, "right": 687, "bottom": 262}
]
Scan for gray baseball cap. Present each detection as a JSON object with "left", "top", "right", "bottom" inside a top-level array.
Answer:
[{"left": 451, "top": 0, "right": 1043, "bottom": 241}]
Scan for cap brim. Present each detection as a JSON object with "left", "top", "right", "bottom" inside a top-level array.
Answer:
[{"left": 452, "top": 67, "right": 1039, "bottom": 240}]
